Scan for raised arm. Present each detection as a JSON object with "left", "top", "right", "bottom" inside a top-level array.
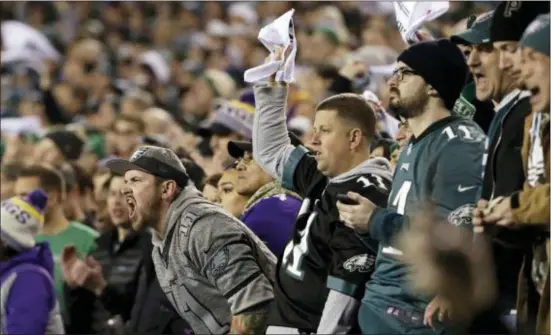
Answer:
[{"left": 252, "top": 84, "right": 296, "bottom": 182}]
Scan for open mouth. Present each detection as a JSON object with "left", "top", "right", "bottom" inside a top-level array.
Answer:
[
  {"left": 126, "top": 197, "right": 137, "bottom": 220},
  {"left": 112, "top": 207, "right": 125, "bottom": 218}
]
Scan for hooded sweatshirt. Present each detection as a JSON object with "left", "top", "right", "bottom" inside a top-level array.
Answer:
[
  {"left": 0, "top": 242, "right": 65, "bottom": 335},
  {"left": 151, "top": 186, "right": 276, "bottom": 334}
]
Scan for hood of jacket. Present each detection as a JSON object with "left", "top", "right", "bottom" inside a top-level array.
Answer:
[
  {"left": 0, "top": 242, "right": 54, "bottom": 278},
  {"left": 329, "top": 157, "right": 393, "bottom": 185},
  {"left": 153, "top": 185, "right": 212, "bottom": 247}
]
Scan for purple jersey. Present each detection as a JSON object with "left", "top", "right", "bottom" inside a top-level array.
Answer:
[{"left": 241, "top": 194, "right": 300, "bottom": 257}]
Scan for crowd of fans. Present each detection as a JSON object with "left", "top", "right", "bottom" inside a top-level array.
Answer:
[{"left": 0, "top": 1, "right": 549, "bottom": 335}]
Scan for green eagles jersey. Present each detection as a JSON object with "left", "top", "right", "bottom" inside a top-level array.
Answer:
[
  {"left": 35, "top": 221, "right": 98, "bottom": 318},
  {"left": 364, "top": 116, "right": 486, "bottom": 313}
]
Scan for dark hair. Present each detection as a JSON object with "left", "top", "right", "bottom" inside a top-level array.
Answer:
[
  {"left": 204, "top": 173, "right": 222, "bottom": 189},
  {"left": 315, "top": 63, "right": 340, "bottom": 81},
  {"left": 372, "top": 138, "right": 399, "bottom": 160},
  {"left": 181, "top": 158, "right": 206, "bottom": 190},
  {"left": 70, "top": 163, "right": 94, "bottom": 193},
  {"left": 1, "top": 163, "right": 23, "bottom": 181},
  {"left": 315, "top": 93, "right": 377, "bottom": 143},
  {"left": 18, "top": 165, "right": 65, "bottom": 195}
]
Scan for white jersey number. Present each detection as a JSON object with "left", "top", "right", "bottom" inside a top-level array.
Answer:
[
  {"left": 383, "top": 181, "right": 412, "bottom": 257},
  {"left": 282, "top": 199, "right": 317, "bottom": 280},
  {"left": 392, "top": 180, "right": 412, "bottom": 215}
]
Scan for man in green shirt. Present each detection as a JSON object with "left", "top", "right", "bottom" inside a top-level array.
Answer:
[
  {"left": 338, "top": 40, "right": 485, "bottom": 334},
  {"left": 14, "top": 165, "right": 98, "bottom": 333}
]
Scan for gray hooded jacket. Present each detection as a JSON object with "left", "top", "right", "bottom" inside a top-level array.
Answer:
[{"left": 151, "top": 186, "right": 277, "bottom": 334}]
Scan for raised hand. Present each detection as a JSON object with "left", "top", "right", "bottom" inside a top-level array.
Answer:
[{"left": 61, "top": 245, "right": 92, "bottom": 288}]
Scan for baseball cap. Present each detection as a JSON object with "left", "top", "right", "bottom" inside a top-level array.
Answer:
[
  {"left": 491, "top": 1, "right": 550, "bottom": 43},
  {"left": 105, "top": 146, "right": 189, "bottom": 187},
  {"left": 227, "top": 131, "right": 303, "bottom": 159},
  {"left": 520, "top": 14, "right": 550, "bottom": 57},
  {"left": 198, "top": 100, "right": 255, "bottom": 139},
  {"left": 451, "top": 11, "right": 494, "bottom": 45}
]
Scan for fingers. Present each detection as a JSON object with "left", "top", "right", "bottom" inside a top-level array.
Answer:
[
  {"left": 477, "top": 199, "right": 489, "bottom": 210},
  {"left": 86, "top": 256, "right": 100, "bottom": 267},
  {"left": 61, "top": 245, "right": 77, "bottom": 263},
  {"left": 483, "top": 197, "right": 504, "bottom": 217},
  {"left": 438, "top": 309, "right": 447, "bottom": 323},
  {"left": 496, "top": 217, "right": 513, "bottom": 227},
  {"left": 424, "top": 300, "right": 437, "bottom": 328},
  {"left": 346, "top": 191, "right": 366, "bottom": 203}
]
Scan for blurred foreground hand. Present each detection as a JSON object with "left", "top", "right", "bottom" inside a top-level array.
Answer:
[{"left": 397, "top": 203, "right": 497, "bottom": 326}]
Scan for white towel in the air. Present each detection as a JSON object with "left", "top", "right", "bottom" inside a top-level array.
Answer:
[
  {"left": 394, "top": 1, "right": 449, "bottom": 43},
  {"left": 244, "top": 9, "right": 297, "bottom": 84}
]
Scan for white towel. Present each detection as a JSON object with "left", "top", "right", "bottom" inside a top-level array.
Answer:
[
  {"left": 244, "top": 9, "right": 297, "bottom": 84},
  {"left": 394, "top": 1, "right": 449, "bottom": 43},
  {"left": 1, "top": 21, "right": 61, "bottom": 66},
  {"left": 1, "top": 116, "right": 43, "bottom": 136}
]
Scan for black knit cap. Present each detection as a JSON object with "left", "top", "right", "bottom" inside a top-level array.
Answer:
[
  {"left": 491, "top": 1, "right": 550, "bottom": 42},
  {"left": 44, "top": 130, "right": 85, "bottom": 161},
  {"left": 397, "top": 39, "right": 468, "bottom": 110}
]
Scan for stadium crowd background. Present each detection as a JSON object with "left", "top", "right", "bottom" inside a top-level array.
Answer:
[{"left": 0, "top": 1, "right": 548, "bottom": 335}]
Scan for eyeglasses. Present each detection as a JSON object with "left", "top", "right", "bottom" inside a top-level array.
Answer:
[{"left": 390, "top": 68, "right": 418, "bottom": 82}]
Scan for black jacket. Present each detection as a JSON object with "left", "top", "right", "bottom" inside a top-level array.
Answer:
[
  {"left": 476, "top": 90, "right": 532, "bottom": 324},
  {"left": 64, "top": 228, "right": 149, "bottom": 334},
  {"left": 92, "top": 228, "right": 150, "bottom": 333},
  {"left": 127, "top": 233, "right": 193, "bottom": 335},
  {"left": 482, "top": 90, "right": 532, "bottom": 200}
]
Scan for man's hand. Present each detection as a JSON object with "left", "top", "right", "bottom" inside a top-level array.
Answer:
[
  {"left": 424, "top": 295, "right": 452, "bottom": 328},
  {"left": 482, "top": 196, "right": 518, "bottom": 227},
  {"left": 336, "top": 192, "right": 377, "bottom": 233},
  {"left": 61, "top": 246, "right": 107, "bottom": 295},
  {"left": 61, "top": 246, "right": 91, "bottom": 288},
  {"left": 85, "top": 256, "right": 108, "bottom": 296},
  {"left": 472, "top": 199, "right": 488, "bottom": 233},
  {"left": 398, "top": 204, "right": 497, "bottom": 327}
]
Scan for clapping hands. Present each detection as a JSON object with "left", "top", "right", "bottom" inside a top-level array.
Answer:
[{"left": 61, "top": 245, "right": 107, "bottom": 296}]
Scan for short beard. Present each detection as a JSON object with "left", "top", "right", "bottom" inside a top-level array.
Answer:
[
  {"left": 390, "top": 89, "right": 429, "bottom": 119},
  {"left": 141, "top": 190, "right": 163, "bottom": 230}
]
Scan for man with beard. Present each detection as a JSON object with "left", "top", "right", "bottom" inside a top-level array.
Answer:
[
  {"left": 60, "top": 174, "right": 150, "bottom": 333},
  {"left": 106, "top": 146, "right": 276, "bottom": 334},
  {"left": 252, "top": 59, "right": 392, "bottom": 333},
  {"left": 337, "top": 40, "right": 485, "bottom": 334}
]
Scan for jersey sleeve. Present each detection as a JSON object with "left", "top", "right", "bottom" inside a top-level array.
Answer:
[
  {"left": 282, "top": 146, "right": 325, "bottom": 197},
  {"left": 186, "top": 213, "right": 274, "bottom": 315},
  {"left": 429, "top": 129, "right": 485, "bottom": 226}
]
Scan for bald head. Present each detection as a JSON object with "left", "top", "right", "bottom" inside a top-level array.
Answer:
[{"left": 143, "top": 108, "right": 174, "bottom": 136}]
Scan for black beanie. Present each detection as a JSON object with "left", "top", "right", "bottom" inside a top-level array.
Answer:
[
  {"left": 491, "top": 1, "right": 550, "bottom": 42},
  {"left": 45, "top": 130, "right": 85, "bottom": 160},
  {"left": 397, "top": 39, "right": 468, "bottom": 110}
]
